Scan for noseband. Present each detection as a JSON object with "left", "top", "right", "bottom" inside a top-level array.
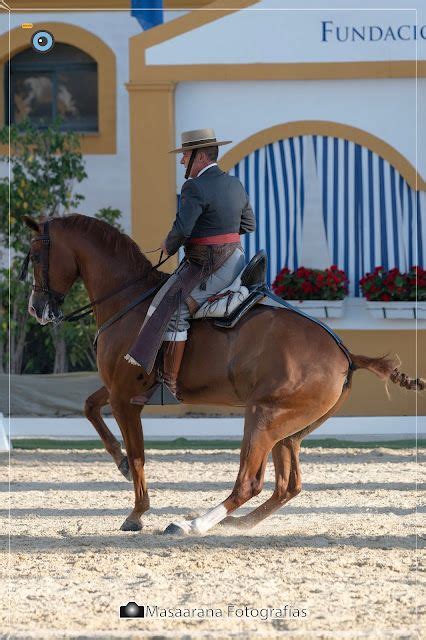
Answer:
[{"left": 19, "top": 220, "right": 65, "bottom": 305}]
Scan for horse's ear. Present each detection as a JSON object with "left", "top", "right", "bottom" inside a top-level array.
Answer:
[{"left": 23, "top": 215, "right": 39, "bottom": 232}]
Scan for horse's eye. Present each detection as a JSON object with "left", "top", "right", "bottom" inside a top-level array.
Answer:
[{"left": 31, "top": 254, "right": 40, "bottom": 264}]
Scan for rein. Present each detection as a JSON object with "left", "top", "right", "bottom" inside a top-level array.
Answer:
[
  {"left": 92, "top": 282, "right": 163, "bottom": 350},
  {"left": 20, "top": 219, "right": 172, "bottom": 327},
  {"left": 61, "top": 274, "right": 159, "bottom": 323},
  {"left": 63, "top": 249, "right": 170, "bottom": 322}
]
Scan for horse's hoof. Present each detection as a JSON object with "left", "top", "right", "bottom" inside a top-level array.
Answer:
[
  {"left": 118, "top": 457, "right": 132, "bottom": 481},
  {"left": 120, "top": 518, "right": 142, "bottom": 532},
  {"left": 162, "top": 522, "right": 190, "bottom": 536}
]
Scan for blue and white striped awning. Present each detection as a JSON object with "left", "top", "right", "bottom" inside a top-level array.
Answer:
[{"left": 229, "top": 135, "right": 424, "bottom": 296}]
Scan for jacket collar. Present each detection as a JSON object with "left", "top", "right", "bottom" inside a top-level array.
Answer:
[
  {"left": 196, "top": 164, "right": 223, "bottom": 178},
  {"left": 197, "top": 162, "right": 217, "bottom": 177}
]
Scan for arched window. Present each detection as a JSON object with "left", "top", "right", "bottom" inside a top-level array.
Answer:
[
  {"left": 228, "top": 136, "right": 424, "bottom": 295},
  {"left": 6, "top": 43, "right": 98, "bottom": 132}
]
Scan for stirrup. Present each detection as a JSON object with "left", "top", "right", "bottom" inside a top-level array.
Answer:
[
  {"left": 158, "top": 372, "right": 182, "bottom": 404},
  {"left": 130, "top": 381, "right": 181, "bottom": 406}
]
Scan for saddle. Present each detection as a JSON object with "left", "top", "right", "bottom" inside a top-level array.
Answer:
[{"left": 192, "top": 250, "right": 267, "bottom": 328}]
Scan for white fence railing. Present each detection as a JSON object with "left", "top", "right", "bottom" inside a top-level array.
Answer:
[{"left": 7, "top": 416, "right": 425, "bottom": 440}]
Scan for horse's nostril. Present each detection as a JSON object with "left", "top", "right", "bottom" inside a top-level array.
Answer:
[{"left": 29, "top": 306, "right": 37, "bottom": 317}]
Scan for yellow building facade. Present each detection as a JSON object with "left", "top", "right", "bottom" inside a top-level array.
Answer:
[{"left": 1, "top": 0, "right": 424, "bottom": 418}]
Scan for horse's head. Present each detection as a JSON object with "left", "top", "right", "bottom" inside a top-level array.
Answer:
[{"left": 22, "top": 216, "right": 79, "bottom": 325}]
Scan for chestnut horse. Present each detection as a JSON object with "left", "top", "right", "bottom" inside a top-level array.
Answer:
[{"left": 23, "top": 215, "right": 424, "bottom": 535}]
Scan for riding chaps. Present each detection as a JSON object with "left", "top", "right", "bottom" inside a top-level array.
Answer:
[{"left": 125, "top": 243, "right": 240, "bottom": 375}]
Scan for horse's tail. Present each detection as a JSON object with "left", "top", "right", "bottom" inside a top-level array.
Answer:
[{"left": 349, "top": 351, "right": 425, "bottom": 399}]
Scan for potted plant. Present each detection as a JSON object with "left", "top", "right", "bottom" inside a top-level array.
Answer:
[
  {"left": 271, "top": 265, "right": 349, "bottom": 318},
  {"left": 359, "top": 266, "right": 426, "bottom": 319}
]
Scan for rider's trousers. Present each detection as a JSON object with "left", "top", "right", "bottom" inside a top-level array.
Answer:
[{"left": 164, "top": 246, "right": 245, "bottom": 341}]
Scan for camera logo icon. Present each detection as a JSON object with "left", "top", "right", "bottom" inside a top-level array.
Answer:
[
  {"left": 31, "top": 30, "right": 55, "bottom": 53},
  {"left": 119, "top": 602, "right": 145, "bottom": 618}
]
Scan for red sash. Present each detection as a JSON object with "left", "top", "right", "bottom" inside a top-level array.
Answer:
[{"left": 187, "top": 233, "right": 240, "bottom": 245}]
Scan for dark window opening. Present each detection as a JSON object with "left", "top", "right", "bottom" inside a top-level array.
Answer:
[{"left": 6, "top": 43, "right": 98, "bottom": 132}]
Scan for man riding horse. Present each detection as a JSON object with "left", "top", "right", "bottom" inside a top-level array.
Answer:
[
  {"left": 21, "top": 139, "right": 424, "bottom": 535},
  {"left": 125, "top": 128, "right": 256, "bottom": 403}
]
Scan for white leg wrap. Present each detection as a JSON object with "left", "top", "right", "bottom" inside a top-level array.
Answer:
[
  {"left": 170, "top": 504, "right": 228, "bottom": 536},
  {"left": 190, "top": 504, "right": 228, "bottom": 535}
]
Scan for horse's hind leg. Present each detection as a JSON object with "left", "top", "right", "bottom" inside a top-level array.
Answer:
[
  {"left": 84, "top": 386, "right": 131, "bottom": 481},
  {"left": 163, "top": 403, "right": 276, "bottom": 536},
  {"left": 221, "top": 437, "right": 302, "bottom": 530},
  {"left": 222, "top": 385, "right": 352, "bottom": 530}
]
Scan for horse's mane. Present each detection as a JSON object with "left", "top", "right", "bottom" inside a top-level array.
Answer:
[{"left": 56, "top": 214, "right": 169, "bottom": 287}]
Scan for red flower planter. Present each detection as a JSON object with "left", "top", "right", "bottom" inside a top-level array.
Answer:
[
  {"left": 272, "top": 265, "right": 349, "bottom": 301},
  {"left": 272, "top": 265, "right": 349, "bottom": 319},
  {"left": 359, "top": 266, "right": 426, "bottom": 319}
]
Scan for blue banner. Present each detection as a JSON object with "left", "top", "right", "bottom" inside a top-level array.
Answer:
[{"left": 131, "top": 0, "right": 164, "bottom": 31}]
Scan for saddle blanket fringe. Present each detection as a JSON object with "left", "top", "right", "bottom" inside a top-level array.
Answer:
[{"left": 124, "top": 353, "right": 142, "bottom": 367}]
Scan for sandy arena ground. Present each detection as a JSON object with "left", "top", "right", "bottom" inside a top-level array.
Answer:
[{"left": 0, "top": 446, "right": 424, "bottom": 639}]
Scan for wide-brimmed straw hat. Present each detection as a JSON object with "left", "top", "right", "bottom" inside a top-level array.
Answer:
[{"left": 170, "top": 128, "right": 232, "bottom": 154}]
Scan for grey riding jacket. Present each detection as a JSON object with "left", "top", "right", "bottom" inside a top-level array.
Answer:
[{"left": 164, "top": 165, "right": 256, "bottom": 256}]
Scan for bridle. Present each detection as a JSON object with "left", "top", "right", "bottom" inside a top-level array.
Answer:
[
  {"left": 19, "top": 220, "right": 65, "bottom": 306},
  {"left": 19, "top": 218, "right": 172, "bottom": 325}
]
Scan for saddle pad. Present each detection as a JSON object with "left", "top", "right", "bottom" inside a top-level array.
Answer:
[
  {"left": 192, "top": 277, "right": 293, "bottom": 320},
  {"left": 193, "top": 275, "right": 251, "bottom": 319}
]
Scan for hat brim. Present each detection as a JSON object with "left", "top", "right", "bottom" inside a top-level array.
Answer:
[{"left": 170, "top": 140, "right": 232, "bottom": 154}]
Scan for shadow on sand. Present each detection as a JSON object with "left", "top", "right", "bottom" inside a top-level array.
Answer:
[{"left": 2, "top": 531, "right": 417, "bottom": 553}]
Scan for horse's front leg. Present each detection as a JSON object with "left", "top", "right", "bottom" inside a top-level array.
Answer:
[
  {"left": 109, "top": 396, "right": 149, "bottom": 531},
  {"left": 84, "top": 386, "right": 131, "bottom": 481}
]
